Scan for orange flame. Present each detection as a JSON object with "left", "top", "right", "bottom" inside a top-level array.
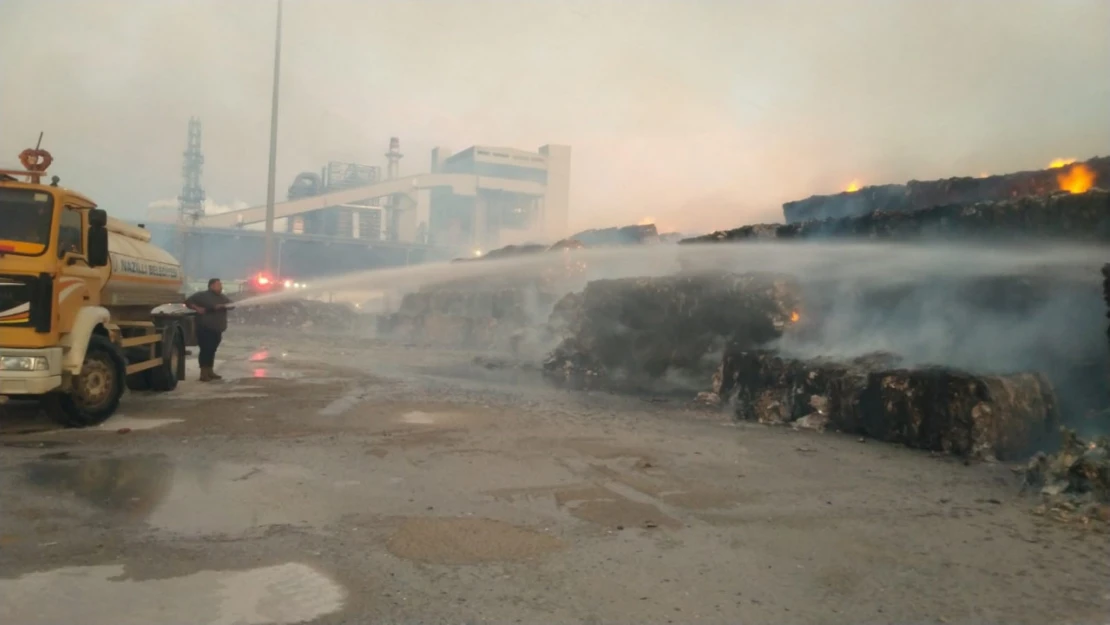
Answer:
[
  {"left": 1057, "top": 164, "right": 1095, "bottom": 194},
  {"left": 844, "top": 180, "right": 862, "bottom": 193},
  {"left": 1048, "top": 158, "right": 1077, "bottom": 169},
  {"left": 789, "top": 311, "right": 800, "bottom": 323}
]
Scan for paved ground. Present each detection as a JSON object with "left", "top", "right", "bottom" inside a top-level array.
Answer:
[{"left": 1, "top": 327, "right": 1108, "bottom": 625}]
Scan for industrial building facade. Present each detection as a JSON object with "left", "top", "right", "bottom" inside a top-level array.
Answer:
[
  {"left": 185, "top": 139, "right": 571, "bottom": 275},
  {"left": 428, "top": 144, "right": 570, "bottom": 251}
]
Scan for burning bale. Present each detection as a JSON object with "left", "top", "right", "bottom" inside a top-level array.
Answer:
[
  {"left": 1024, "top": 429, "right": 1110, "bottom": 525},
  {"left": 717, "top": 349, "right": 1059, "bottom": 460},
  {"left": 685, "top": 189, "right": 1110, "bottom": 244},
  {"left": 543, "top": 272, "right": 800, "bottom": 388},
  {"left": 783, "top": 156, "right": 1110, "bottom": 223}
]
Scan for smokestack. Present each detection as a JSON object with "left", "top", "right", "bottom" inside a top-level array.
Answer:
[{"left": 385, "top": 137, "right": 403, "bottom": 180}]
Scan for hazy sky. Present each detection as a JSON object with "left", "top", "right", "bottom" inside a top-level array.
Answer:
[{"left": 2, "top": 0, "right": 1108, "bottom": 234}]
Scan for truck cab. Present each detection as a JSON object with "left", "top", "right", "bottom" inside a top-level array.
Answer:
[{"left": 1, "top": 149, "right": 192, "bottom": 427}]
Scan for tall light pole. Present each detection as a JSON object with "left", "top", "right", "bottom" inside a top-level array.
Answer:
[{"left": 263, "top": 0, "right": 283, "bottom": 275}]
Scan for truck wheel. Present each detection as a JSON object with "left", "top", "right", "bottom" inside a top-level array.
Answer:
[
  {"left": 149, "top": 329, "right": 183, "bottom": 392},
  {"left": 44, "top": 334, "right": 126, "bottom": 428}
]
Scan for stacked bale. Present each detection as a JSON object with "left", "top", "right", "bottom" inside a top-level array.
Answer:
[
  {"left": 783, "top": 156, "right": 1110, "bottom": 223},
  {"left": 717, "top": 349, "right": 1058, "bottom": 461},
  {"left": 542, "top": 272, "right": 800, "bottom": 387},
  {"left": 687, "top": 189, "right": 1110, "bottom": 244}
]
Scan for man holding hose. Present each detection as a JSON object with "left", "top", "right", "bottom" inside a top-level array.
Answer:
[{"left": 185, "top": 278, "right": 232, "bottom": 382}]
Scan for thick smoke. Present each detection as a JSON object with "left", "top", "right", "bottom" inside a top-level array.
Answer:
[{"left": 2, "top": 0, "right": 1108, "bottom": 235}]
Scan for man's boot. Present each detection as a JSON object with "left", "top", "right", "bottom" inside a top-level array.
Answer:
[
  {"left": 209, "top": 368, "right": 224, "bottom": 381},
  {"left": 199, "top": 367, "right": 213, "bottom": 382}
]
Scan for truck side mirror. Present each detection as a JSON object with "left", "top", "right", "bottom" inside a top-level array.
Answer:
[
  {"left": 87, "top": 225, "right": 109, "bottom": 267},
  {"left": 88, "top": 208, "right": 108, "bottom": 227}
]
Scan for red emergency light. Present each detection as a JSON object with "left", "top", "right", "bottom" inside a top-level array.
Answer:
[{"left": 252, "top": 273, "right": 276, "bottom": 290}]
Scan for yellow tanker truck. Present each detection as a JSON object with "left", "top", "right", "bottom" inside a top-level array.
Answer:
[{"left": 0, "top": 148, "right": 193, "bottom": 427}]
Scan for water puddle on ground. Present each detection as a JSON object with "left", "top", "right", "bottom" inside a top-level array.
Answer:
[
  {"left": 16, "top": 454, "right": 336, "bottom": 536},
  {"left": 387, "top": 517, "right": 563, "bottom": 564},
  {"left": 399, "top": 410, "right": 448, "bottom": 425},
  {"left": 0, "top": 562, "right": 346, "bottom": 625},
  {"left": 97, "top": 415, "right": 184, "bottom": 431}
]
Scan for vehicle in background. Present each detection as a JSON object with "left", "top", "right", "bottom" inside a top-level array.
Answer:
[{"left": 233, "top": 272, "right": 310, "bottom": 300}]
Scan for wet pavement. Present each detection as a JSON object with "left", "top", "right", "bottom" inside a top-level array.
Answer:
[{"left": 1, "top": 327, "right": 1109, "bottom": 624}]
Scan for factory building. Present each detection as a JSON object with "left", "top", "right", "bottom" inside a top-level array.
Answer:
[
  {"left": 192, "top": 138, "right": 571, "bottom": 260},
  {"left": 427, "top": 144, "right": 571, "bottom": 251}
]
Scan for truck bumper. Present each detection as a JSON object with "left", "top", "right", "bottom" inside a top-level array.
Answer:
[{"left": 0, "top": 347, "right": 64, "bottom": 396}]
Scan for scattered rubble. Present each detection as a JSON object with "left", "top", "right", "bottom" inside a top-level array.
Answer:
[
  {"left": 686, "top": 189, "right": 1110, "bottom": 244},
  {"left": 782, "top": 156, "right": 1110, "bottom": 223},
  {"left": 717, "top": 349, "right": 1058, "bottom": 460},
  {"left": 542, "top": 272, "right": 800, "bottom": 388},
  {"left": 1024, "top": 429, "right": 1110, "bottom": 525}
]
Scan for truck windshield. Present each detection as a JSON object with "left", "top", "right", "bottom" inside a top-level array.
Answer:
[{"left": 0, "top": 187, "right": 54, "bottom": 255}]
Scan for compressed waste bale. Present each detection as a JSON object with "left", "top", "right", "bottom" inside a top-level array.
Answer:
[
  {"left": 782, "top": 156, "right": 1110, "bottom": 223},
  {"left": 684, "top": 189, "right": 1110, "bottom": 244},
  {"left": 718, "top": 349, "right": 1058, "bottom": 460},
  {"left": 1024, "top": 429, "right": 1110, "bottom": 524},
  {"left": 718, "top": 349, "right": 899, "bottom": 430},
  {"left": 858, "top": 369, "right": 1058, "bottom": 460},
  {"left": 543, "top": 272, "right": 800, "bottom": 385}
]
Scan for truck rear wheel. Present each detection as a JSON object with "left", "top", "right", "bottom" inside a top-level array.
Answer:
[
  {"left": 44, "top": 335, "right": 126, "bottom": 428},
  {"left": 149, "top": 327, "right": 183, "bottom": 392}
]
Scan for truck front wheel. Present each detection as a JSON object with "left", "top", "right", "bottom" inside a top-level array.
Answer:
[{"left": 44, "top": 335, "right": 126, "bottom": 428}]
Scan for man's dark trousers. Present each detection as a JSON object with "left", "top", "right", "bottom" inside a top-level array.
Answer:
[{"left": 196, "top": 326, "right": 222, "bottom": 369}]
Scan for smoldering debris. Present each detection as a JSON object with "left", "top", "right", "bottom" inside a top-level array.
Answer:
[
  {"left": 688, "top": 189, "right": 1110, "bottom": 244},
  {"left": 541, "top": 272, "right": 800, "bottom": 389},
  {"left": 452, "top": 244, "right": 549, "bottom": 263},
  {"left": 782, "top": 156, "right": 1110, "bottom": 223},
  {"left": 1024, "top": 429, "right": 1110, "bottom": 525},
  {"left": 555, "top": 223, "right": 661, "bottom": 247},
  {"left": 716, "top": 349, "right": 1058, "bottom": 461}
]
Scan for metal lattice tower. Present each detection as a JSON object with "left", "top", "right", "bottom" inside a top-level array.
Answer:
[{"left": 178, "top": 117, "right": 206, "bottom": 224}]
